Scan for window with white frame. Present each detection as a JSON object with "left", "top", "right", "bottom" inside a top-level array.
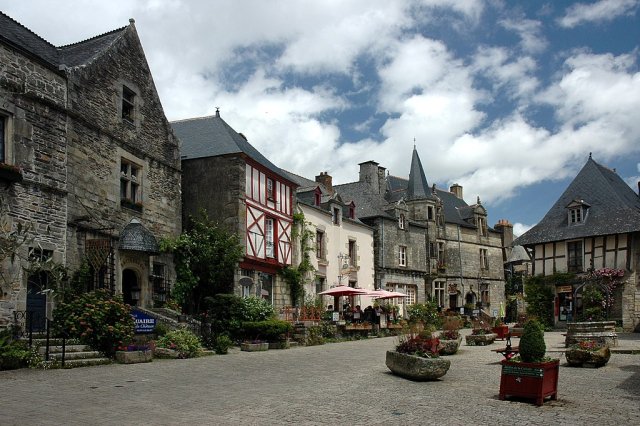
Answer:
[
  {"left": 120, "top": 159, "right": 142, "bottom": 207},
  {"left": 433, "top": 281, "right": 446, "bottom": 307},
  {"left": 388, "top": 284, "right": 416, "bottom": 305},
  {"left": 265, "top": 218, "right": 275, "bottom": 258},
  {"left": 480, "top": 248, "right": 488, "bottom": 270},
  {"left": 569, "top": 207, "right": 582, "bottom": 224},
  {"left": 316, "top": 230, "right": 324, "bottom": 259},
  {"left": 398, "top": 246, "right": 407, "bottom": 267},
  {"left": 398, "top": 214, "right": 405, "bottom": 229}
]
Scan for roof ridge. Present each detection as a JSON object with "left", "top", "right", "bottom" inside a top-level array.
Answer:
[
  {"left": 0, "top": 11, "right": 56, "bottom": 48},
  {"left": 170, "top": 114, "right": 219, "bottom": 124},
  {"left": 56, "top": 24, "right": 128, "bottom": 49}
]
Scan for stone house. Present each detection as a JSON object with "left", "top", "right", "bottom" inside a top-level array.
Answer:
[
  {"left": 335, "top": 148, "right": 506, "bottom": 316},
  {"left": 172, "top": 110, "right": 297, "bottom": 308},
  {"left": 513, "top": 155, "right": 640, "bottom": 331},
  {"left": 0, "top": 13, "right": 181, "bottom": 327},
  {"left": 283, "top": 170, "right": 376, "bottom": 310}
]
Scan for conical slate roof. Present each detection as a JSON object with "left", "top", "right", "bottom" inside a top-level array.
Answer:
[
  {"left": 514, "top": 156, "right": 640, "bottom": 246},
  {"left": 406, "top": 147, "right": 432, "bottom": 200},
  {"left": 119, "top": 219, "right": 159, "bottom": 253}
]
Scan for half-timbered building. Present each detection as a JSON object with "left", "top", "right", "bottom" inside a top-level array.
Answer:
[
  {"left": 514, "top": 155, "right": 640, "bottom": 331},
  {"left": 172, "top": 110, "right": 296, "bottom": 307}
]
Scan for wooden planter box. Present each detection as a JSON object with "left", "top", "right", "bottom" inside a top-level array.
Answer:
[
  {"left": 115, "top": 350, "right": 153, "bottom": 364},
  {"left": 385, "top": 351, "right": 450, "bottom": 381},
  {"left": 499, "top": 359, "right": 559, "bottom": 406},
  {"left": 241, "top": 342, "right": 269, "bottom": 352},
  {"left": 492, "top": 325, "right": 509, "bottom": 340}
]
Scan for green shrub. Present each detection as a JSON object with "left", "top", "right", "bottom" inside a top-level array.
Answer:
[
  {"left": 0, "top": 329, "right": 37, "bottom": 370},
  {"left": 157, "top": 328, "right": 202, "bottom": 358},
  {"left": 241, "top": 319, "right": 293, "bottom": 342},
  {"left": 305, "top": 325, "right": 325, "bottom": 346},
  {"left": 406, "top": 301, "right": 441, "bottom": 329},
  {"left": 53, "top": 289, "right": 134, "bottom": 357},
  {"left": 202, "top": 294, "right": 244, "bottom": 338},
  {"left": 213, "top": 334, "right": 234, "bottom": 354},
  {"left": 240, "top": 297, "right": 276, "bottom": 322},
  {"left": 519, "top": 319, "right": 546, "bottom": 363}
]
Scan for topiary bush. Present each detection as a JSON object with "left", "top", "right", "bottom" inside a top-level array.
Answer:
[
  {"left": 519, "top": 319, "right": 546, "bottom": 363},
  {"left": 53, "top": 289, "right": 134, "bottom": 357},
  {"left": 157, "top": 328, "right": 202, "bottom": 358},
  {"left": 240, "top": 319, "right": 293, "bottom": 342}
]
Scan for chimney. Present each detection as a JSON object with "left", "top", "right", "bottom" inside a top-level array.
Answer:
[
  {"left": 377, "top": 166, "right": 386, "bottom": 195},
  {"left": 315, "top": 172, "right": 333, "bottom": 194},
  {"left": 450, "top": 184, "right": 463, "bottom": 199},
  {"left": 494, "top": 219, "right": 514, "bottom": 256},
  {"left": 359, "top": 161, "right": 380, "bottom": 193}
]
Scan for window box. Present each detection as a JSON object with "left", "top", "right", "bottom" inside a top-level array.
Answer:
[
  {"left": 121, "top": 198, "right": 143, "bottom": 212},
  {"left": 0, "top": 163, "right": 23, "bottom": 183}
]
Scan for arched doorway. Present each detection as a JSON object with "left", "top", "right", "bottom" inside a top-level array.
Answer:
[
  {"left": 26, "top": 271, "right": 48, "bottom": 331},
  {"left": 122, "top": 269, "right": 140, "bottom": 307}
]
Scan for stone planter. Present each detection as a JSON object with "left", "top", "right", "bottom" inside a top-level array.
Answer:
[
  {"left": 268, "top": 340, "right": 290, "bottom": 350},
  {"left": 565, "top": 346, "right": 611, "bottom": 367},
  {"left": 115, "top": 350, "right": 153, "bottom": 364},
  {"left": 385, "top": 351, "right": 450, "bottom": 381},
  {"left": 154, "top": 348, "right": 180, "bottom": 359},
  {"left": 465, "top": 333, "right": 497, "bottom": 346},
  {"left": 565, "top": 321, "right": 617, "bottom": 347},
  {"left": 438, "top": 336, "right": 462, "bottom": 355},
  {"left": 241, "top": 342, "right": 269, "bottom": 352}
]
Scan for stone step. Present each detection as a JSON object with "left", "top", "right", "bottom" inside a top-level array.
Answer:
[
  {"left": 38, "top": 344, "right": 90, "bottom": 354},
  {"left": 27, "top": 337, "right": 82, "bottom": 347},
  {"left": 49, "top": 351, "right": 103, "bottom": 361},
  {"left": 60, "top": 358, "right": 112, "bottom": 369}
]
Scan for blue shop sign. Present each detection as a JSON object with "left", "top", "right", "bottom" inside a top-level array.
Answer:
[{"left": 131, "top": 309, "right": 156, "bottom": 334}]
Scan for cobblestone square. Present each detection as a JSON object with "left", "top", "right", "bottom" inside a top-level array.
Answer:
[{"left": 1, "top": 331, "right": 639, "bottom": 425}]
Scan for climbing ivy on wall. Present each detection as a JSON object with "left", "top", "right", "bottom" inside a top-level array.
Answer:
[{"left": 280, "top": 212, "right": 315, "bottom": 307}]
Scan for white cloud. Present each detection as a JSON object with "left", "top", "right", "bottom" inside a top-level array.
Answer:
[
  {"left": 558, "top": 0, "right": 639, "bottom": 28},
  {"left": 513, "top": 223, "right": 534, "bottom": 238},
  {"left": 500, "top": 18, "right": 547, "bottom": 54}
]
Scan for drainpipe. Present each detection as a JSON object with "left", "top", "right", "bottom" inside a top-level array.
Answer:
[
  {"left": 380, "top": 218, "right": 384, "bottom": 289},
  {"left": 458, "top": 225, "right": 464, "bottom": 309}
]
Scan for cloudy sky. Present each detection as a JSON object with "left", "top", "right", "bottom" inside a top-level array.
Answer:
[{"left": 3, "top": 0, "right": 640, "bottom": 235}]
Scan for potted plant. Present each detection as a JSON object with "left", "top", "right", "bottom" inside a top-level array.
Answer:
[
  {"left": 385, "top": 330, "right": 450, "bottom": 381},
  {"left": 115, "top": 343, "right": 153, "bottom": 364},
  {"left": 565, "top": 339, "right": 610, "bottom": 367},
  {"left": 492, "top": 318, "right": 509, "bottom": 340},
  {"left": 465, "top": 320, "right": 497, "bottom": 346},
  {"left": 499, "top": 319, "right": 559, "bottom": 406},
  {"left": 438, "top": 316, "right": 463, "bottom": 355}
]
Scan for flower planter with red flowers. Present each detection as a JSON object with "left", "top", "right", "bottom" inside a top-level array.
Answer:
[
  {"left": 499, "top": 359, "right": 559, "bottom": 406},
  {"left": 492, "top": 325, "right": 509, "bottom": 340}
]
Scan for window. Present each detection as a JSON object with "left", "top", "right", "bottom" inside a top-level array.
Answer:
[
  {"left": 477, "top": 216, "right": 488, "bottom": 237},
  {"left": 480, "top": 248, "right": 488, "bottom": 270},
  {"left": 398, "top": 246, "right": 407, "bottom": 267},
  {"left": 569, "top": 208, "right": 582, "bottom": 224},
  {"left": 120, "top": 159, "right": 142, "bottom": 208},
  {"left": 316, "top": 230, "right": 324, "bottom": 259},
  {"left": 315, "top": 276, "right": 325, "bottom": 294},
  {"left": 398, "top": 214, "right": 405, "bottom": 229},
  {"left": 122, "top": 85, "right": 135, "bottom": 123},
  {"left": 433, "top": 281, "right": 446, "bottom": 307},
  {"left": 481, "top": 287, "right": 490, "bottom": 306},
  {"left": 567, "top": 241, "right": 583, "bottom": 273},
  {"left": 332, "top": 207, "right": 341, "bottom": 225},
  {"left": 348, "top": 240, "right": 356, "bottom": 266},
  {"left": 437, "top": 242, "right": 445, "bottom": 264},
  {"left": 388, "top": 284, "right": 416, "bottom": 306},
  {"left": 427, "top": 206, "right": 434, "bottom": 221},
  {"left": 265, "top": 218, "right": 275, "bottom": 258},
  {"left": 267, "top": 177, "right": 275, "bottom": 201},
  {"left": 151, "top": 263, "right": 168, "bottom": 303}
]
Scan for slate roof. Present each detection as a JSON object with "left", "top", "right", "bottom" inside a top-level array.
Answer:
[
  {"left": 514, "top": 157, "right": 640, "bottom": 246},
  {"left": 0, "top": 11, "right": 127, "bottom": 70},
  {"left": 119, "top": 219, "right": 159, "bottom": 254},
  {"left": 407, "top": 147, "right": 436, "bottom": 201},
  {"left": 172, "top": 111, "right": 292, "bottom": 182}
]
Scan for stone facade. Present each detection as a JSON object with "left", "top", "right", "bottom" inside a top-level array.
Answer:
[{"left": 0, "top": 14, "right": 181, "bottom": 327}]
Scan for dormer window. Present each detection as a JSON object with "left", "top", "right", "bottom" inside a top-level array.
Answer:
[
  {"left": 349, "top": 204, "right": 355, "bottom": 219},
  {"left": 398, "top": 214, "right": 406, "bottom": 230},
  {"left": 566, "top": 199, "right": 590, "bottom": 226}
]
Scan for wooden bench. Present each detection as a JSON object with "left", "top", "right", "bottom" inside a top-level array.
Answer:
[{"left": 492, "top": 346, "right": 519, "bottom": 360}]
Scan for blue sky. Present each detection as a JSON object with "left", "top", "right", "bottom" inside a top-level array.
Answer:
[{"left": 3, "top": 0, "right": 640, "bottom": 235}]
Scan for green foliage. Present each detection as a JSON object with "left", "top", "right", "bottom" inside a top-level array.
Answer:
[
  {"left": 240, "top": 319, "right": 293, "bottom": 342},
  {"left": 213, "top": 334, "right": 234, "bottom": 354},
  {"left": 580, "top": 285, "right": 605, "bottom": 321},
  {"left": 305, "top": 325, "right": 325, "bottom": 346},
  {"left": 0, "top": 329, "right": 37, "bottom": 370},
  {"left": 161, "top": 211, "right": 244, "bottom": 313},
  {"left": 281, "top": 211, "right": 315, "bottom": 307},
  {"left": 53, "top": 289, "right": 134, "bottom": 357},
  {"left": 524, "top": 274, "right": 561, "bottom": 328},
  {"left": 157, "top": 328, "right": 202, "bottom": 358},
  {"left": 239, "top": 296, "right": 276, "bottom": 322},
  {"left": 202, "top": 294, "right": 245, "bottom": 338},
  {"left": 407, "top": 300, "right": 442, "bottom": 328},
  {"left": 519, "top": 319, "right": 546, "bottom": 363}
]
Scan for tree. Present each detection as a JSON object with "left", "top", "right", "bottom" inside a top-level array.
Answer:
[
  {"left": 524, "top": 273, "right": 571, "bottom": 328},
  {"left": 161, "top": 212, "right": 244, "bottom": 314}
]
